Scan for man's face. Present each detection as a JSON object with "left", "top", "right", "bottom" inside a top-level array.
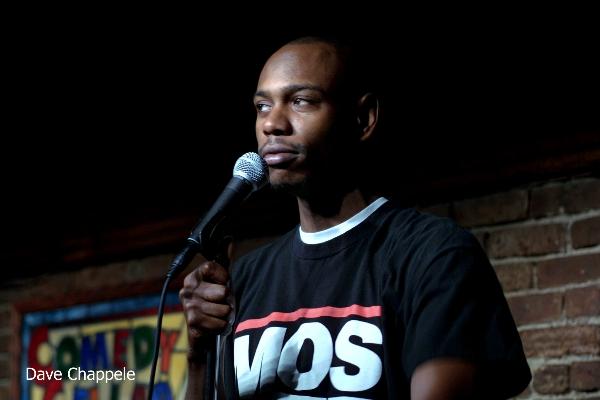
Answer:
[{"left": 255, "top": 42, "right": 351, "bottom": 192}]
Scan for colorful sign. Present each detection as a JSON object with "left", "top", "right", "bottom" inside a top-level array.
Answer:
[{"left": 21, "top": 293, "right": 188, "bottom": 400}]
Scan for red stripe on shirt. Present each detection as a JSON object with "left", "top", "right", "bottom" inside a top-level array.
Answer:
[{"left": 234, "top": 304, "right": 382, "bottom": 334}]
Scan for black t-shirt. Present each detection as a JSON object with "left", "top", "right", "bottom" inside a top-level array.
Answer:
[{"left": 221, "top": 201, "right": 531, "bottom": 399}]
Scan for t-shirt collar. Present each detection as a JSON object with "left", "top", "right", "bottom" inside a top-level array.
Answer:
[{"left": 299, "top": 197, "right": 389, "bottom": 244}]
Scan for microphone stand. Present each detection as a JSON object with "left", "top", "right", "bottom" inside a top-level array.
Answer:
[{"left": 204, "top": 340, "right": 216, "bottom": 400}]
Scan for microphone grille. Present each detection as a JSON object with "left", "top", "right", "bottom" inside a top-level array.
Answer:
[{"left": 233, "top": 152, "right": 269, "bottom": 189}]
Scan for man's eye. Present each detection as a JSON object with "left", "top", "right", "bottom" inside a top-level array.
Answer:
[
  {"left": 293, "top": 98, "right": 311, "bottom": 106},
  {"left": 255, "top": 103, "right": 271, "bottom": 112}
]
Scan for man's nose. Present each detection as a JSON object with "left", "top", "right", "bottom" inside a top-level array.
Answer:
[{"left": 261, "top": 105, "right": 292, "bottom": 136}]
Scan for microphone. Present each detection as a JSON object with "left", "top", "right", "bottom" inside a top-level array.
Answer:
[{"left": 167, "top": 152, "right": 269, "bottom": 278}]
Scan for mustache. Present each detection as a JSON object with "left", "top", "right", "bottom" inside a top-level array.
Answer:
[{"left": 258, "top": 139, "right": 306, "bottom": 156}]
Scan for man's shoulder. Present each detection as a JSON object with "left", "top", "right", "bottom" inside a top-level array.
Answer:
[
  {"left": 388, "top": 203, "right": 472, "bottom": 243},
  {"left": 382, "top": 202, "right": 477, "bottom": 250}
]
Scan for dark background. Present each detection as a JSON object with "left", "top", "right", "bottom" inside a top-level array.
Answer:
[{"left": 2, "top": 13, "right": 599, "bottom": 280}]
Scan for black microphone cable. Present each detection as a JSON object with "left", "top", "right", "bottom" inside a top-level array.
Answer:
[{"left": 147, "top": 244, "right": 197, "bottom": 400}]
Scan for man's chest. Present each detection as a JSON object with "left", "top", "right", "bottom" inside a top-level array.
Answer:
[{"left": 231, "top": 258, "right": 390, "bottom": 398}]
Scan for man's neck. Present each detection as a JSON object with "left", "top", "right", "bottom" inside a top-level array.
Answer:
[{"left": 297, "top": 189, "right": 377, "bottom": 233}]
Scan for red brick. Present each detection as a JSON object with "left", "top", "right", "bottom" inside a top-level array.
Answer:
[
  {"left": 0, "top": 334, "right": 9, "bottom": 353},
  {"left": 530, "top": 179, "right": 600, "bottom": 218},
  {"left": 537, "top": 253, "right": 600, "bottom": 288},
  {"left": 486, "top": 224, "right": 566, "bottom": 258},
  {"left": 570, "top": 361, "right": 600, "bottom": 391},
  {"left": 507, "top": 293, "right": 562, "bottom": 325},
  {"left": 0, "top": 357, "right": 8, "bottom": 379},
  {"left": 530, "top": 183, "right": 565, "bottom": 218},
  {"left": 494, "top": 262, "right": 534, "bottom": 292},
  {"left": 572, "top": 215, "right": 600, "bottom": 249},
  {"left": 454, "top": 190, "right": 528, "bottom": 227},
  {"left": 565, "top": 285, "right": 600, "bottom": 318},
  {"left": 520, "top": 326, "right": 600, "bottom": 357},
  {"left": 0, "top": 308, "right": 11, "bottom": 325},
  {"left": 565, "top": 179, "right": 600, "bottom": 214},
  {"left": 419, "top": 203, "right": 451, "bottom": 218},
  {"left": 533, "top": 364, "right": 569, "bottom": 394}
]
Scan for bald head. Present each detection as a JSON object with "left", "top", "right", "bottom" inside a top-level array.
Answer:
[
  {"left": 259, "top": 37, "right": 372, "bottom": 103},
  {"left": 258, "top": 41, "right": 345, "bottom": 100}
]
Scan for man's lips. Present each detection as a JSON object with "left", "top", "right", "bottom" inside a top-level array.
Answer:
[
  {"left": 263, "top": 152, "right": 298, "bottom": 166},
  {"left": 260, "top": 144, "right": 299, "bottom": 167}
]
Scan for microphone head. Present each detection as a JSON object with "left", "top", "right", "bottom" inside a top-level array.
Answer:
[{"left": 233, "top": 152, "right": 269, "bottom": 190}]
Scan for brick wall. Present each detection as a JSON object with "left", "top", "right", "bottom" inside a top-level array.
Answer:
[
  {"left": 1, "top": 176, "right": 598, "bottom": 399},
  {"left": 422, "top": 176, "right": 600, "bottom": 399},
  {"left": 0, "top": 304, "right": 14, "bottom": 400}
]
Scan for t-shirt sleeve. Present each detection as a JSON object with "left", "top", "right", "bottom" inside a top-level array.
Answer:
[{"left": 400, "top": 231, "right": 531, "bottom": 398}]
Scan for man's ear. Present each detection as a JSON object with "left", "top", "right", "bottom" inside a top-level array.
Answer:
[{"left": 356, "top": 93, "right": 379, "bottom": 142}]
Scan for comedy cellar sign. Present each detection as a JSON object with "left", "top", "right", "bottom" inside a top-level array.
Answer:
[{"left": 21, "top": 293, "right": 187, "bottom": 400}]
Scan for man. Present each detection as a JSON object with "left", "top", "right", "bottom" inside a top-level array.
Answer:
[{"left": 179, "top": 36, "right": 531, "bottom": 399}]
